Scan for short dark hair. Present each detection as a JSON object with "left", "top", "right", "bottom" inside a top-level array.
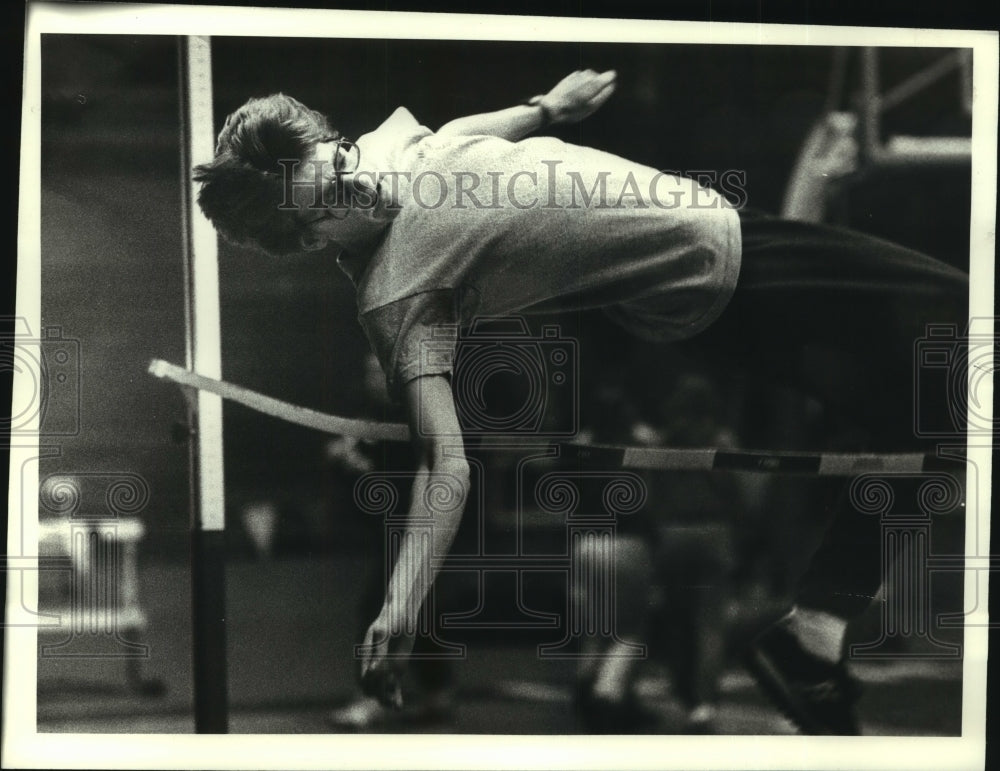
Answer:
[{"left": 193, "top": 93, "right": 339, "bottom": 256}]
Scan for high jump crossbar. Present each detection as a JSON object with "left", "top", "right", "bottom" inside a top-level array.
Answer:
[{"left": 149, "top": 358, "right": 965, "bottom": 477}]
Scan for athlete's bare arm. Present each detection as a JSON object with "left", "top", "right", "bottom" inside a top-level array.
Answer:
[
  {"left": 358, "top": 70, "right": 615, "bottom": 706},
  {"left": 359, "top": 374, "right": 470, "bottom": 708},
  {"left": 435, "top": 69, "right": 617, "bottom": 141}
]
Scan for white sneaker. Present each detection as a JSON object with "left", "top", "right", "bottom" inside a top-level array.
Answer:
[{"left": 327, "top": 696, "right": 386, "bottom": 730}]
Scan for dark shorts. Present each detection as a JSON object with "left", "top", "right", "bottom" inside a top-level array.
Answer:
[{"left": 681, "top": 208, "right": 969, "bottom": 449}]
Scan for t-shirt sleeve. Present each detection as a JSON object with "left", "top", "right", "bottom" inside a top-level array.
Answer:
[
  {"left": 357, "top": 290, "right": 460, "bottom": 399},
  {"left": 364, "top": 106, "right": 434, "bottom": 179}
]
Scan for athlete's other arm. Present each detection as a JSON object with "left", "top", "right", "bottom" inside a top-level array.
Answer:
[
  {"left": 358, "top": 374, "right": 469, "bottom": 708},
  {"left": 435, "top": 69, "right": 617, "bottom": 141}
]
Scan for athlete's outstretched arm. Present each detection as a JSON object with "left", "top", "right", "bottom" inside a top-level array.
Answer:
[
  {"left": 436, "top": 69, "right": 616, "bottom": 141},
  {"left": 358, "top": 374, "right": 470, "bottom": 709}
]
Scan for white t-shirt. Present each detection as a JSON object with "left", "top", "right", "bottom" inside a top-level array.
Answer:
[{"left": 341, "top": 108, "right": 742, "bottom": 395}]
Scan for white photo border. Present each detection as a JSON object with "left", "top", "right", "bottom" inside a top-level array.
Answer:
[{"left": 6, "top": 3, "right": 997, "bottom": 770}]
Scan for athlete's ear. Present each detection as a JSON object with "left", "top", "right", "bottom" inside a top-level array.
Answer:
[{"left": 299, "top": 231, "right": 329, "bottom": 252}]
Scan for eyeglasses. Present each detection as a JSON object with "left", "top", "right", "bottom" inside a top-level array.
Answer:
[{"left": 298, "top": 137, "right": 361, "bottom": 226}]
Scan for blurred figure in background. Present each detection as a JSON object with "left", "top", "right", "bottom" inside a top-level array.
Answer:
[
  {"left": 571, "top": 378, "right": 652, "bottom": 732},
  {"left": 648, "top": 373, "right": 741, "bottom": 733},
  {"left": 240, "top": 500, "right": 280, "bottom": 560},
  {"left": 574, "top": 372, "right": 740, "bottom": 734}
]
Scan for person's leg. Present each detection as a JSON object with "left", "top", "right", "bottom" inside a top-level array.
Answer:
[
  {"left": 573, "top": 532, "right": 657, "bottom": 733},
  {"left": 328, "top": 504, "right": 393, "bottom": 729},
  {"left": 684, "top": 209, "right": 968, "bottom": 733},
  {"left": 690, "top": 206, "right": 967, "bottom": 601},
  {"left": 655, "top": 524, "right": 733, "bottom": 733},
  {"left": 690, "top": 207, "right": 968, "bottom": 449}
]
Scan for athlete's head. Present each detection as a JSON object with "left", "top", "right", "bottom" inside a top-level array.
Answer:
[{"left": 193, "top": 93, "right": 342, "bottom": 256}]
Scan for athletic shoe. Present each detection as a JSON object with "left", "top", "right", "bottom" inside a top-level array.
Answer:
[
  {"left": 683, "top": 703, "right": 717, "bottom": 734},
  {"left": 327, "top": 695, "right": 385, "bottom": 731},
  {"left": 327, "top": 691, "right": 454, "bottom": 731},
  {"left": 744, "top": 622, "right": 862, "bottom": 735}
]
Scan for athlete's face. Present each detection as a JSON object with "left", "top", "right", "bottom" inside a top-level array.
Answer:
[{"left": 292, "top": 138, "right": 370, "bottom": 250}]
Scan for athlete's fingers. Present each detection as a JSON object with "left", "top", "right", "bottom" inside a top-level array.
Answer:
[
  {"left": 584, "top": 69, "right": 615, "bottom": 88},
  {"left": 386, "top": 671, "right": 404, "bottom": 711},
  {"left": 360, "top": 665, "right": 377, "bottom": 698},
  {"left": 579, "top": 71, "right": 616, "bottom": 105},
  {"left": 588, "top": 77, "right": 616, "bottom": 105},
  {"left": 360, "top": 653, "right": 388, "bottom": 698},
  {"left": 359, "top": 626, "right": 375, "bottom": 676},
  {"left": 360, "top": 661, "right": 403, "bottom": 710},
  {"left": 359, "top": 620, "right": 389, "bottom": 678},
  {"left": 594, "top": 70, "right": 617, "bottom": 92}
]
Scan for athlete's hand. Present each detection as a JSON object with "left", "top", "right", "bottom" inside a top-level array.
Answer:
[
  {"left": 540, "top": 69, "right": 617, "bottom": 125},
  {"left": 358, "top": 612, "right": 415, "bottom": 710}
]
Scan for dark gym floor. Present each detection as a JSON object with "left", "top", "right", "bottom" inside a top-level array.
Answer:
[{"left": 36, "top": 556, "right": 964, "bottom": 736}]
